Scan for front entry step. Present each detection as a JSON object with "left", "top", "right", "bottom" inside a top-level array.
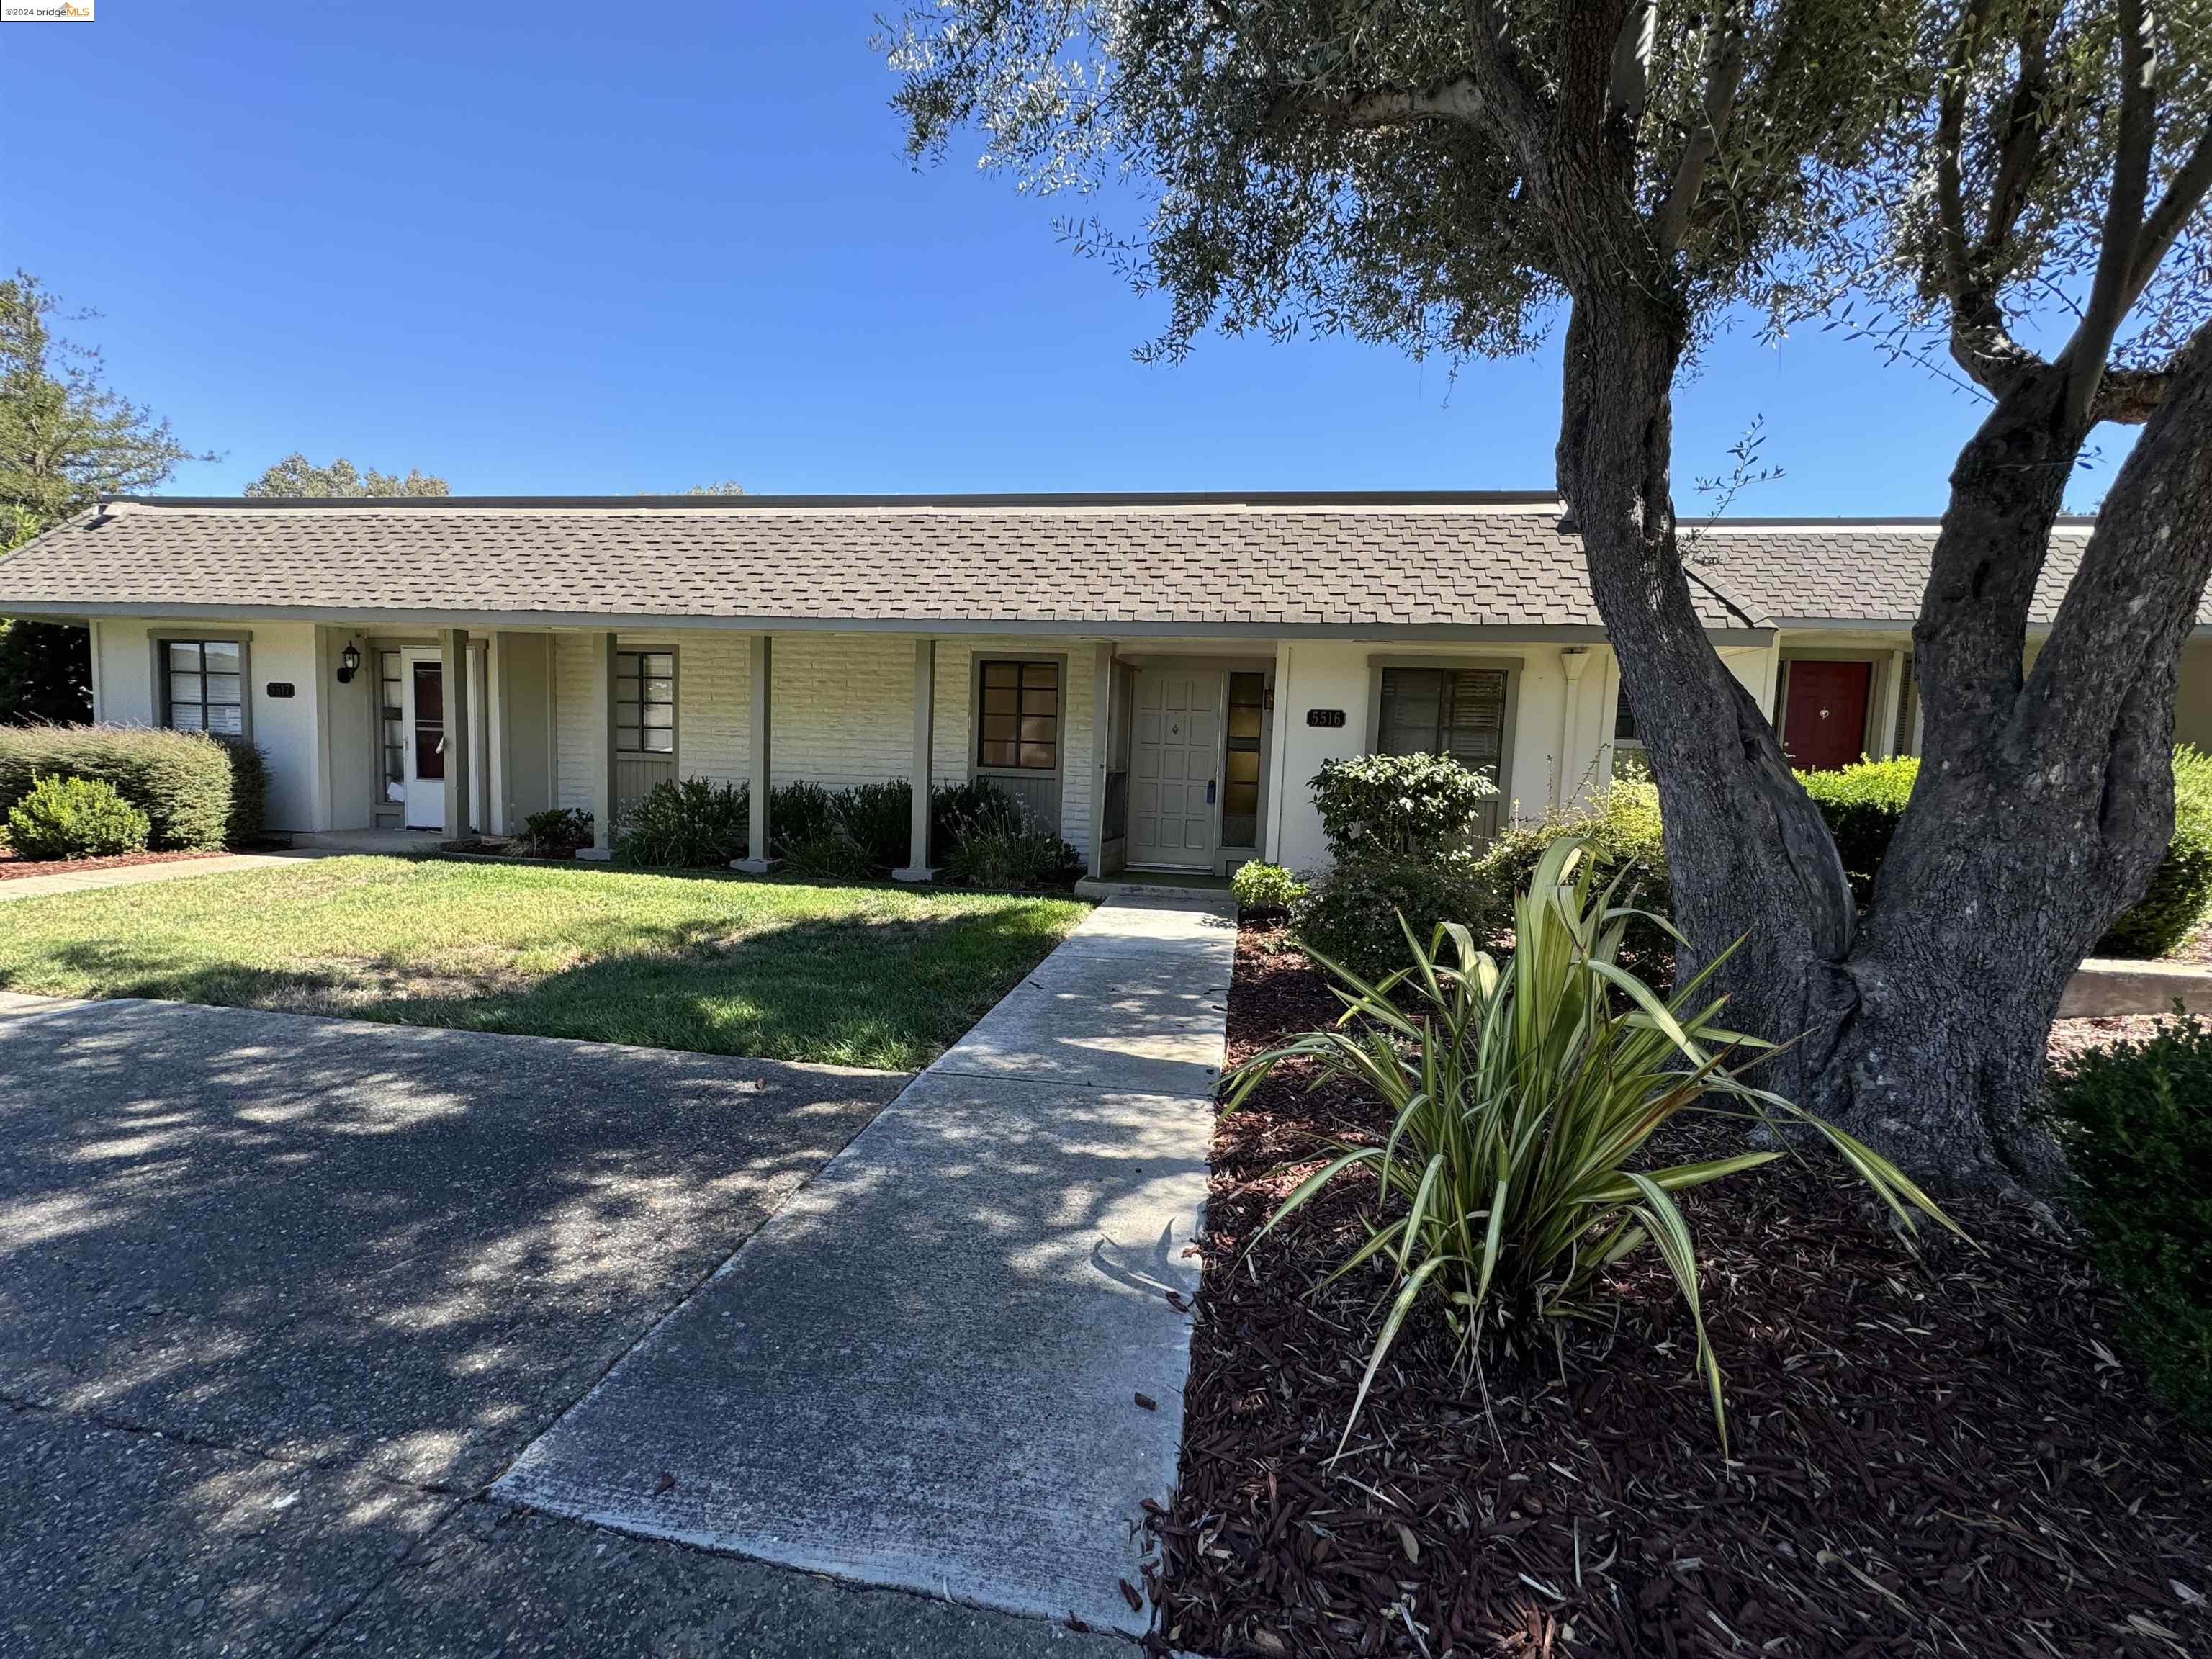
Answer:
[{"left": 1074, "top": 876, "right": 1231, "bottom": 904}]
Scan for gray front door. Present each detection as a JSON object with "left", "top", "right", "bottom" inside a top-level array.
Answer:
[{"left": 1130, "top": 667, "right": 1219, "bottom": 871}]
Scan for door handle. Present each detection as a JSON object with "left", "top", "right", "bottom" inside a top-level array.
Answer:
[{"left": 1206, "top": 779, "right": 1216, "bottom": 805}]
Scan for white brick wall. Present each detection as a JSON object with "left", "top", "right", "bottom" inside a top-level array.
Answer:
[{"left": 547, "top": 629, "right": 1097, "bottom": 859}]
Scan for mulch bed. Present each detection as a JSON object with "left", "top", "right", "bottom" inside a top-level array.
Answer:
[
  {"left": 0, "top": 848, "right": 228, "bottom": 881},
  {"left": 1149, "top": 922, "right": 2211, "bottom": 1658}
]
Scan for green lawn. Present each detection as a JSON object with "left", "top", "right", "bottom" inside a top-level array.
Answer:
[{"left": 0, "top": 856, "right": 1089, "bottom": 1070}]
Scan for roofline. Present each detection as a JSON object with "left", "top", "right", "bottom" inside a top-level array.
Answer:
[
  {"left": 97, "top": 489, "right": 1568, "bottom": 513},
  {"left": 0, "top": 598, "right": 1771, "bottom": 646}
]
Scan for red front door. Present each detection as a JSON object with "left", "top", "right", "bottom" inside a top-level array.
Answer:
[{"left": 1782, "top": 660, "right": 1874, "bottom": 771}]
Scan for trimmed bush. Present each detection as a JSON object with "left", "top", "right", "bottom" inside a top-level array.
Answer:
[
  {"left": 1311, "top": 751, "right": 1496, "bottom": 858},
  {"left": 1478, "top": 777, "right": 1672, "bottom": 968},
  {"left": 0, "top": 724, "right": 241, "bottom": 850},
  {"left": 1231, "top": 860, "right": 1308, "bottom": 918},
  {"left": 616, "top": 778, "right": 749, "bottom": 868},
  {"left": 2098, "top": 745, "right": 2212, "bottom": 958},
  {"left": 2045, "top": 1018, "right": 2212, "bottom": 1431},
  {"left": 518, "top": 806, "right": 595, "bottom": 859},
  {"left": 1295, "top": 849, "right": 1495, "bottom": 979},
  {"left": 1798, "top": 756, "right": 1919, "bottom": 904},
  {"left": 6, "top": 774, "right": 151, "bottom": 860},
  {"left": 215, "top": 735, "right": 270, "bottom": 847},
  {"left": 839, "top": 779, "right": 917, "bottom": 870}
]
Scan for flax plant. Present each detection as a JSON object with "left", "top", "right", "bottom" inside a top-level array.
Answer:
[{"left": 1229, "top": 836, "right": 1959, "bottom": 1454}]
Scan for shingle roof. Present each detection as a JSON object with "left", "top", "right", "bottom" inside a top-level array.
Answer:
[{"left": 0, "top": 494, "right": 2163, "bottom": 635}]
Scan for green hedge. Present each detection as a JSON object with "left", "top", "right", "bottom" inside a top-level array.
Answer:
[
  {"left": 1476, "top": 778, "right": 1673, "bottom": 968},
  {"left": 1798, "top": 751, "right": 2212, "bottom": 958},
  {"left": 2046, "top": 1018, "right": 2212, "bottom": 1431},
  {"left": 0, "top": 725, "right": 261, "bottom": 851}
]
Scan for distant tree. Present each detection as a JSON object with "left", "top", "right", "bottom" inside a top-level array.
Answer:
[
  {"left": 685, "top": 480, "right": 747, "bottom": 495},
  {"left": 245, "top": 454, "right": 450, "bottom": 497},
  {"left": 0, "top": 271, "right": 211, "bottom": 724}
]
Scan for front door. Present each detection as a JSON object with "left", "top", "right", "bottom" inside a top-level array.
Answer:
[
  {"left": 401, "top": 652, "right": 446, "bottom": 830},
  {"left": 1781, "top": 660, "right": 1874, "bottom": 772},
  {"left": 1130, "top": 668, "right": 1220, "bottom": 871}
]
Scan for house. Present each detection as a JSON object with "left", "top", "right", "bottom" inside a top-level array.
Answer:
[{"left": 0, "top": 491, "right": 2203, "bottom": 879}]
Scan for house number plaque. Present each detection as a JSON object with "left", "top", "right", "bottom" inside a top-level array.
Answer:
[{"left": 1305, "top": 708, "right": 1347, "bottom": 728}]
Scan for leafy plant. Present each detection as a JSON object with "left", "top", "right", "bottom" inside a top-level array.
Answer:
[
  {"left": 1479, "top": 777, "right": 1671, "bottom": 971},
  {"left": 6, "top": 773, "right": 151, "bottom": 860},
  {"left": 1797, "top": 757, "right": 1920, "bottom": 904},
  {"left": 942, "top": 822, "right": 1081, "bottom": 890},
  {"left": 518, "top": 806, "right": 595, "bottom": 859},
  {"left": 930, "top": 778, "right": 1029, "bottom": 863},
  {"left": 0, "top": 724, "right": 243, "bottom": 850},
  {"left": 783, "top": 825, "right": 874, "bottom": 881},
  {"left": 1294, "top": 849, "right": 1493, "bottom": 980},
  {"left": 1236, "top": 836, "right": 1956, "bottom": 1453},
  {"left": 838, "top": 779, "right": 916, "bottom": 869},
  {"left": 1310, "top": 752, "right": 1496, "bottom": 859},
  {"left": 616, "top": 778, "right": 747, "bottom": 868},
  {"left": 2098, "top": 746, "right": 2212, "bottom": 958},
  {"left": 213, "top": 735, "right": 269, "bottom": 847},
  {"left": 1231, "top": 860, "right": 1308, "bottom": 917},
  {"left": 2044, "top": 1018, "right": 2212, "bottom": 1431},
  {"left": 768, "top": 781, "right": 840, "bottom": 857}
]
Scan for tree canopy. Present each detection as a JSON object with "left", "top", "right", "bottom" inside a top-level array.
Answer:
[{"left": 245, "top": 454, "right": 451, "bottom": 498}]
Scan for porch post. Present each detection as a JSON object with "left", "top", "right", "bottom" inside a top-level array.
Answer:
[
  {"left": 734, "top": 633, "right": 776, "bottom": 871},
  {"left": 439, "top": 627, "right": 473, "bottom": 839},
  {"left": 894, "top": 637, "right": 937, "bottom": 881},
  {"left": 583, "top": 632, "right": 617, "bottom": 858},
  {"left": 1087, "top": 642, "right": 1113, "bottom": 879}
]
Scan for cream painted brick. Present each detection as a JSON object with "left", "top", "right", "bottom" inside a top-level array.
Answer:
[
  {"left": 554, "top": 631, "right": 751, "bottom": 809},
  {"left": 930, "top": 639, "right": 1094, "bottom": 861},
  {"left": 768, "top": 634, "right": 917, "bottom": 791}
]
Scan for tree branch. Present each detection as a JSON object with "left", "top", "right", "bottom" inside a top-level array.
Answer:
[
  {"left": 1341, "top": 76, "right": 1491, "bottom": 129},
  {"left": 2064, "top": 0, "right": 2159, "bottom": 427},
  {"left": 1609, "top": 0, "right": 1658, "bottom": 123},
  {"left": 1652, "top": 12, "right": 1748, "bottom": 257},
  {"left": 1933, "top": 0, "right": 1995, "bottom": 310},
  {"left": 1977, "top": 11, "right": 2054, "bottom": 260},
  {"left": 2125, "top": 114, "right": 2212, "bottom": 307}
]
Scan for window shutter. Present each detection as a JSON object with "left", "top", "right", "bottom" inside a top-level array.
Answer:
[{"left": 1442, "top": 669, "right": 1507, "bottom": 780}]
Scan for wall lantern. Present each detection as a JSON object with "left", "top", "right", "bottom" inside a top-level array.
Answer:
[{"left": 336, "top": 640, "right": 362, "bottom": 684}]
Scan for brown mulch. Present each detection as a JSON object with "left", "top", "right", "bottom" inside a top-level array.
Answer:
[
  {"left": 0, "top": 848, "right": 228, "bottom": 881},
  {"left": 1151, "top": 922, "right": 2211, "bottom": 1658}
]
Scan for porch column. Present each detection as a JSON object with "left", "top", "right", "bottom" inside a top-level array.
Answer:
[
  {"left": 1087, "top": 642, "right": 1113, "bottom": 879},
  {"left": 438, "top": 627, "right": 473, "bottom": 839},
  {"left": 583, "top": 632, "right": 617, "bottom": 858},
  {"left": 894, "top": 637, "right": 937, "bottom": 881},
  {"left": 734, "top": 633, "right": 776, "bottom": 871},
  {"left": 1554, "top": 644, "right": 1594, "bottom": 810}
]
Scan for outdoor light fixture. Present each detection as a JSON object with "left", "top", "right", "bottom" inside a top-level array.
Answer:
[{"left": 336, "top": 640, "right": 362, "bottom": 684}]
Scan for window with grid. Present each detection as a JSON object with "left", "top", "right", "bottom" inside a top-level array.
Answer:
[
  {"left": 1611, "top": 682, "right": 1651, "bottom": 781},
  {"left": 1222, "top": 672, "right": 1266, "bottom": 847},
  {"left": 163, "top": 640, "right": 246, "bottom": 736},
  {"left": 1377, "top": 667, "right": 1506, "bottom": 781},
  {"left": 379, "top": 651, "right": 406, "bottom": 800},
  {"left": 614, "top": 650, "right": 676, "bottom": 755},
  {"left": 977, "top": 660, "right": 1058, "bottom": 770}
]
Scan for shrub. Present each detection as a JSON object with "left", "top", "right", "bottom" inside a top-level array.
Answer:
[
  {"left": 6, "top": 774, "right": 152, "bottom": 860},
  {"left": 930, "top": 778, "right": 1029, "bottom": 863},
  {"left": 2044, "top": 1019, "right": 2212, "bottom": 1431},
  {"left": 1798, "top": 756, "right": 1919, "bottom": 904},
  {"left": 1295, "top": 849, "right": 1495, "bottom": 980},
  {"left": 0, "top": 724, "right": 239, "bottom": 850},
  {"left": 214, "top": 736, "right": 269, "bottom": 847},
  {"left": 2098, "top": 745, "right": 2212, "bottom": 958},
  {"left": 838, "top": 779, "right": 917, "bottom": 870},
  {"left": 783, "top": 825, "right": 875, "bottom": 881},
  {"left": 942, "top": 822, "right": 1082, "bottom": 890},
  {"left": 767, "top": 781, "right": 840, "bottom": 857},
  {"left": 1310, "top": 751, "right": 1496, "bottom": 858},
  {"left": 518, "top": 806, "right": 595, "bottom": 859},
  {"left": 1231, "top": 860, "right": 1308, "bottom": 917},
  {"left": 615, "top": 778, "right": 748, "bottom": 868},
  {"left": 1478, "top": 777, "right": 1671, "bottom": 968},
  {"left": 1232, "top": 836, "right": 1957, "bottom": 1453}
]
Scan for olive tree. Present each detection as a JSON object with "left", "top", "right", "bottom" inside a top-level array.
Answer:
[{"left": 884, "top": 0, "right": 2212, "bottom": 1189}]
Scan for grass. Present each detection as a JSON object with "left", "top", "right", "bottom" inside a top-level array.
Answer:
[{"left": 0, "top": 855, "right": 1089, "bottom": 1071}]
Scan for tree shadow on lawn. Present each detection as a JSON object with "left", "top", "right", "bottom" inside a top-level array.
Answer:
[{"left": 3, "top": 897, "right": 1078, "bottom": 1072}]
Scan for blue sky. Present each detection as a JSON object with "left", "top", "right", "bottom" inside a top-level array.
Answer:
[{"left": 0, "top": 5, "right": 2117, "bottom": 513}]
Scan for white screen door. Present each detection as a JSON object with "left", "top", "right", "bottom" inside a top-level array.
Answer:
[{"left": 400, "top": 651, "right": 446, "bottom": 830}]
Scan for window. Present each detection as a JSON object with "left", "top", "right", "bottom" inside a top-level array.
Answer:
[
  {"left": 1611, "top": 683, "right": 1650, "bottom": 779},
  {"left": 1377, "top": 666, "right": 1507, "bottom": 781},
  {"left": 379, "top": 651, "right": 406, "bottom": 801},
  {"left": 1222, "top": 672, "right": 1265, "bottom": 847},
  {"left": 163, "top": 640, "right": 246, "bottom": 736},
  {"left": 615, "top": 649, "right": 676, "bottom": 755},
  {"left": 978, "top": 660, "right": 1058, "bottom": 770}
]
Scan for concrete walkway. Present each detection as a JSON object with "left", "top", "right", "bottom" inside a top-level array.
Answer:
[
  {"left": 495, "top": 894, "right": 1238, "bottom": 1638},
  {"left": 0, "top": 850, "right": 308, "bottom": 901}
]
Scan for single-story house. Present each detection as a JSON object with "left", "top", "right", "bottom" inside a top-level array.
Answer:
[{"left": 1, "top": 491, "right": 2203, "bottom": 878}]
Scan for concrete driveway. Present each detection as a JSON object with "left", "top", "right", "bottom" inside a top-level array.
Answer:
[{"left": 0, "top": 992, "right": 1123, "bottom": 1658}]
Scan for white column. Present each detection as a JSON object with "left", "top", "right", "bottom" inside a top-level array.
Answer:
[
  {"left": 438, "top": 627, "right": 472, "bottom": 839},
  {"left": 1264, "top": 642, "right": 1295, "bottom": 866},
  {"left": 734, "top": 633, "right": 777, "bottom": 871},
  {"left": 582, "top": 632, "right": 617, "bottom": 858},
  {"left": 894, "top": 637, "right": 938, "bottom": 881},
  {"left": 1872, "top": 646, "right": 1907, "bottom": 760},
  {"left": 1555, "top": 644, "right": 1594, "bottom": 809}
]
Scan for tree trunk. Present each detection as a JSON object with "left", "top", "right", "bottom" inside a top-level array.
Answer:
[
  {"left": 1566, "top": 301, "right": 2212, "bottom": 1192},
  {"left": 1809, "top": 323, "right": 2212, "bottom": 1188}
]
